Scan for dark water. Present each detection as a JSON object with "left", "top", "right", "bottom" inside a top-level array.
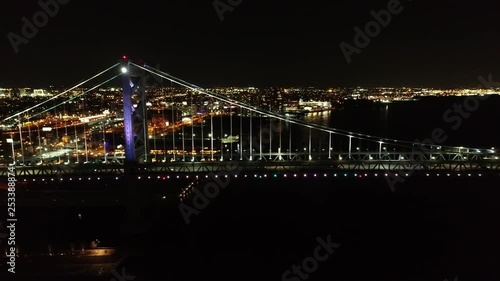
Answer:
[
  {"left": 5, "top": 175, "right": 500, "bottom": 281},
  {"left": 305, "top": 96, "right": 500, "bottom": 148},
  {"left": 2, "top": 97, "right": 500, "bottom": 280}
]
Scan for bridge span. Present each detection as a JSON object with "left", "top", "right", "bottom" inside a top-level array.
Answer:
[
  {"left": 1, "top": 61, "right": 498, "bottom": 179},
  {"left": 2, "top": 157, "right": 499, "bottom": 179}
]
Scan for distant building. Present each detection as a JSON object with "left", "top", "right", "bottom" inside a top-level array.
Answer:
[
  {"left": 19, "top": 88, "right": 53, "bottom": 97},
  {"left": 0, "top": 88, "right": 13, "bottom": 98},
  {"left": 32, "top": 89, "right": 52, "bottom": 97},
  {"left": 298, "top": 101, "right": 332, "bottom": 111},
  {"left": 19, "top": 88, "right": 32, "bottom": 97}
]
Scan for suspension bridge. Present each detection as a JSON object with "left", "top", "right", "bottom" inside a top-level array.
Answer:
[{"left": 1, "top": 58, "right": 499, "bottom": 180}]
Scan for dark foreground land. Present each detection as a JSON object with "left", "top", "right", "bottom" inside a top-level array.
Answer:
[{"left": 1, "top": 173, "right": 500, "bottom": 281}]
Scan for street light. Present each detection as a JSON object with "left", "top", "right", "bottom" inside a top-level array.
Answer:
[
  {"left": 7, "top": 138, "right": 15, "bottom": 165},
  {"left": 379, "top": 141, "right": 383, "bottom": 159},
  {"left": 74, "top": 124, "right": 79, "bottom": 163},
  {"left": 35, "top": 123, "right": 42, "bottom": 161},
  {"left": 102, "top": 121, "right": 107, "bottom": 163},
  {"left": 82, "top": 119, "right": 89, "bottom": 163},
  {"left": 18, "top": 121, "right": 24, "bottom": 165}
]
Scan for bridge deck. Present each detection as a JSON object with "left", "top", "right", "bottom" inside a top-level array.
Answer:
[{"left": 1, "top": 159, "right": 499, "bottom": 178}]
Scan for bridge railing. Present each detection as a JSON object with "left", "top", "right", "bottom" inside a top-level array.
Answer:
[{"left": 1, "top": 156, "right": 499, "bottom": 178}]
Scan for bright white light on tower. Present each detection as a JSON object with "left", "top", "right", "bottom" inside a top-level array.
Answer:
[{"left": 121, "top": 67, "right": 128, "bottom": 74}]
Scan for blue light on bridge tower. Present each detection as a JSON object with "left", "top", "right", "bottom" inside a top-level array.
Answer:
[
  {"left": 121, "top": 59, "right": 135, "bottom": 164},
  {"left": 120, "top": 57, "right": 149, "bottom": 165}
]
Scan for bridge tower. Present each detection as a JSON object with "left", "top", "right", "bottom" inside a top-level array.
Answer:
[
  {"left": 120, "top": 58, "right": 150, "bottom": 165},
  {"left": 120, "top": 58, "right": 154, "bottom": 237}
]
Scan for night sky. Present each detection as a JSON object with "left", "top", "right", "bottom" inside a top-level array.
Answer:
[{"left": 1, "top": 0, "right": 499, "bottom": 88}]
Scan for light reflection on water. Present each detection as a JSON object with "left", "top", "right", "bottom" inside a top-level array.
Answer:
[{"left": 303, "top": 110, "right": 332, "bottom": 127}]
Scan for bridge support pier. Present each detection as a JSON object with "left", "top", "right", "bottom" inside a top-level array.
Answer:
[{"left": 121, "top": 161, "right": 157, "bottom": 243}]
